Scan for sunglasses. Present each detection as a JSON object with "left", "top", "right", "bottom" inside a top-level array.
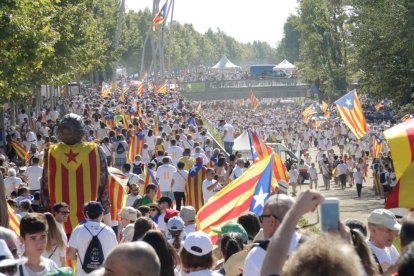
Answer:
[
  {"left": 259, "top": 214, "right": 279, "bottom": 223},
  {"left": 59, "top": 211, "right": 70, "bottom": 215},
  {"left": 0, "top": 265, "right": 17, "bottom": 274},
  {"left": 150, "top": 208, "right": 158, "bottom": 211}
]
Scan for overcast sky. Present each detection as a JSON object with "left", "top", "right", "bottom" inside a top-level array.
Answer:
[{"left": 125, "top": 0, "right": 299, "bottom": 47}]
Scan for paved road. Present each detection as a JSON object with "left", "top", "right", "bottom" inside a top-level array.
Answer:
[{"left": 299, "top": 145, "right": 384, "bottom": 226}]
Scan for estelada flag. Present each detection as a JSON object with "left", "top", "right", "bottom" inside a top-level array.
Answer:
[
  {"left": 47, "top": 142, "right": 102, "bottom": 234},
  {"left": 107, "top": 167, "right": 127, "bottom": 221},
  {"left": 247, "top": 128, "right": 273, "bottom": 162},
  {"left": 128, "top": 131, "right": 145, "bottom": 163},
  {"left": 10, "top": 140, "right": 27, "bottom": 160},
  {"left": 335, "top": 90, "right": 368, "bottom": 139},
  {"left": 140, "top": 164, "right": 161, "bottom": 201},
  {"left": 247, "top": 128, "right": 289, "bottom": 192},
  {"left": 153, "top": 2, "right": 167, "bottom": 31},
  {"left": 372, "top": 135, "right": 384, "bottom": 158},
  {"left": 185, "top": 163, "right": 206, "bottom": 212},
  {"left": 197, "top": 154, "right": 276, "bottom": 243},
  {"left": 7, "top": 203, "right": 20, "bottom": 236},
  {"left": 384, "top": 119, "right": 414, "bottom": 209}
]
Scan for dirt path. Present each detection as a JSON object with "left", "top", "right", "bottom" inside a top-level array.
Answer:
[{"left": 299, "top": 146, "right": 384, "bottom": 225}]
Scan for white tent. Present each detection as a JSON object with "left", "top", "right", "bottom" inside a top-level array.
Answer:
[
  {"left": 211, "top": 55, "right": 240, "bottom": 69},
  {"left": 273, "top": 59, "right": 296, "bottom": 71},
  {"left": 233, "top": 130, "right": 251, "bottom": 152}
]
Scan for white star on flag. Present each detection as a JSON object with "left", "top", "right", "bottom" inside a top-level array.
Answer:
[
  {"left": 346, "top": 99, "right": 352, "bottom": 106},
  {"left": 252, "top": 186, "right": 268, "bottom": 209}
]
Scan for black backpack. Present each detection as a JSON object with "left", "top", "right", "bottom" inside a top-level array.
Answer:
[
  {"left": 132, "top": 163, "right": 143, "bottom": 175},
  {"left": 379, "top": 172, "right": 387, "bottom": 183},
  {"left": 79, "top": 226, "right": 105, "bottom": 273},
  {"left": 116, "top": 143, "right": 125, "bottom": 154}
]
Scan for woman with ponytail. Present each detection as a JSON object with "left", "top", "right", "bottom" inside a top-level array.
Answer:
[{"left": 167, "top": 216, "right": 185, "bottom": 251}]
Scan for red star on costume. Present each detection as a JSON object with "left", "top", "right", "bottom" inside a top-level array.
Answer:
[{"left": 65, "top": 149, "right": 79, "bottom": 163}]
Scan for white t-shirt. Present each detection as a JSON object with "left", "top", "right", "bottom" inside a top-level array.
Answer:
[
  {"left": 368, "top": 241, "right": 399, "bottom": 272},
  {"left": 308, "top": 167, "right": 318, "bottom": 180},
  {"left": 243, "top": 231, "right": 301, "bottom": 276},
  {"left": 172, "top": 170, "right": 188, "bottom": 192},
  {"left": 354, "top": 171, "right": 364, "bottom": 184},
  {"left": 19, "top": 256, "right": 58, "bottom": 276},
  {"left": 125, "top": 194, "right": 141, "bottom": 207},
  {"left": 167, "top": 146, "right": 183, "bottom": 165},
  {"left": 156, "top": 164, "right": 177, "bottom": 192},
  {"left": 157, "top": 212, "right": 167, "bottom": 234},
  {"left": 202, "top": 179, "right": 218, "bottom": 203},
  {"left": 68, "top": 221, "right": 118, "bottom": 276},
  {"left": 222, "top": 123, "right": 235, "bottom": 142},
  {"left": 24, "top": 165, "right": 43, "bottom": 190},
  {"left": 42, "top": 245, "right": 65, "bottom": 267},
  {"left": 4, "top": 176, "right": 22, "bottom": 196}
]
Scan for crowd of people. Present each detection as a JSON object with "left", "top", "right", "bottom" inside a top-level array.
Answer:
[
  {"left": 0, "top": 85, "right": 413, "bottom": 276},
  {"left": 202, "top": 98, "right": 397, "bottom": 199}
]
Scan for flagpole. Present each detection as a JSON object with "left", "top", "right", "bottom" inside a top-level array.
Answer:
[
  {"left": 149, "top": 0, "right": 160, "bottom": 77},
  {"left": 140, "top": 27, "right": 151, "bottom": 78},
  {"left": 112, "top": 0, "right": 126, "bottom": 81},
  {"left": 167, "top": 0, "right": 175, "bottom": 73}
]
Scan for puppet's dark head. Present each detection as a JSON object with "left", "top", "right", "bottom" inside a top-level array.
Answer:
[{"left": 57, "top": 114, "right": 85, "bottom": 145}]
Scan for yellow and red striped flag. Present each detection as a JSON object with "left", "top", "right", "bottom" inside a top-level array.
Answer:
[
  {"left": 157, "top": 82, "right": 168, "bottom": 94},
  {"left": 47, "top": 142, "right": 102, "bottom": 234},
  {"left": 7, "top": 203, "right": 20, "bottom": 236},
  {"left": 247, "top": 129, "right": 289, "bottom": 192},
  {"left": 10, "top": 140, "right": 27, "bottom": 160},
  {"left": 137, "top": 83, "right": 144, "bottom": 97},
  {"left": 384, "top": 120, "right": 414, "bottom": 210},
  {"left": 185, "top": 163, "right": 206, "bottom": 212},
  {"left": 335, "top": 90, "right": 368, "bottom": 139},
  {"left": 140, "top": 164, "right": 161, "bottom": 201},
  {"left": 372, "top": 135, "right": 384, "bottom": 158},
  {"left": 197, "top": 154, "right": 277, "bottom": 243},
  {"left": 121, "top": 110, "right": 131, "bottom": 128},
  {"left": 107, "top": 167, "right": 127, "bottom": 221},
  {"left": 128, "top": 131, "right": 145, "bottom": 163},
  {"left": 249, "top": 89, "right": 258, "bottom": 110}
]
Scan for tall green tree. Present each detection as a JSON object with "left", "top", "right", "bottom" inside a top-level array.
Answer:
[
  {"left": 0, "top": 0, "right": 58, "bottom": 103},
  {"left": 350, "top": 0, "right": 414, "bottom": 106},
  {"left": 296, "top": 0, "right": 350, "bottom": 99},
  {"left": 277, "top": 15, "right": 300, "bottom": 63}
]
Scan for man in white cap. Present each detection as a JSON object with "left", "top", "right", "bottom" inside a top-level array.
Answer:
[{"left": 367, "top": 208, "right": 401, "bottom": 274}]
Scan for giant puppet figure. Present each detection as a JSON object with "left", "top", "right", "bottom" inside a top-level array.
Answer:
[{"left": 40, "top": 114, "right": 111, "bottom": 233}]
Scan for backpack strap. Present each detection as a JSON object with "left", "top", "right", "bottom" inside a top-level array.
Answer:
[
  {"left": 78, "top": 225, "right": 105, "bottom": 267},
  {"left": 254, "top": 240, "right": 270, "bottom": 251}
]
